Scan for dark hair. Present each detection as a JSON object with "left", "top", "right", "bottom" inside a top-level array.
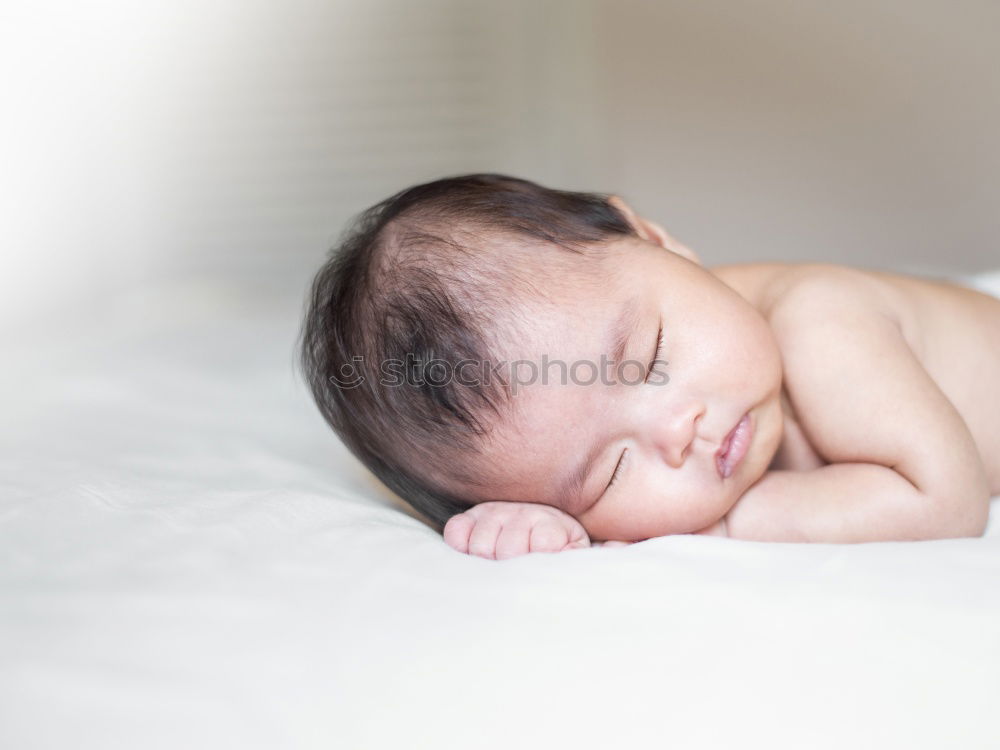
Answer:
[{"left": 299, "top": 173, "right": 637, "bottom": 528}]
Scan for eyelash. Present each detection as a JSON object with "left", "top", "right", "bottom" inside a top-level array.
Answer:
[
  {"left": 645, "top": 322, "right": 665, "bottom": 382},
  {"left": 606, "top": 448, "right": 628, "bottom": 492}
]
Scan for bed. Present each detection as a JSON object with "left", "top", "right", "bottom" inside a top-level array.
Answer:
[{"left": 2, "top": 266, "right": 998, "bottom": 749}]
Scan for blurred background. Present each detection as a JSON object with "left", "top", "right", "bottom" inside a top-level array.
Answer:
[
  {"left": 2, "top": 0, "right": 999, "bottom": 329},
  {"left": 4, "top": 4, "right": 1000, "bottom": 745}
]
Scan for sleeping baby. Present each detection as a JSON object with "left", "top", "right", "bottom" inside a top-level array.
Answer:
[{"left": 300, "top": 173, "right": 1000, "bottom": 558}]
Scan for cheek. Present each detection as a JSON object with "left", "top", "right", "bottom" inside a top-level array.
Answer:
[
  {"left": 744, "top": 310, "right": 781, "bottom": 364},
  {"left": 751, "top": 313, "right": 783, "bottom": 369},
  {"left": 721, "top": 315, "right": 783, "bottom": 394},
  {"left": 582, "top": 475, "right": 733, "bottom": 541}
]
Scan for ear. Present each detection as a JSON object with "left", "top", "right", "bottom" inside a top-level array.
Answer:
[{"left": 607, "top": 195, "right": 702, "bottom": 266}]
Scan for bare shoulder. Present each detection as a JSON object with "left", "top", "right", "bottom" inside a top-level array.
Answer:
[
  {"left": 713, "top": 262, "right": 910, "bottom": 335},
  {"left": 720, "top": 261, "right": 917, "bottom": 362},
  {"left": 756, "top": 262, "right": 991, "bottom": 504},
  {"left": 760, "top": 264, "right": 913, "bottom": 424},
  {"left": 757, "top": 263, "right": 906, "bottom": 325},
  {"left": 755, "top": 262, "right": 1000, "bottom": 359}
]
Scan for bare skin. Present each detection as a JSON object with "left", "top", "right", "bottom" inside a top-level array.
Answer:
[{"left": 443, "top": 198, "right": 1000, "bottom": 559}]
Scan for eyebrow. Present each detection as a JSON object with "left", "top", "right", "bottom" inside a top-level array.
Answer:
[{"left": 555, "top": 297, "right": 640, "bottom": 511}]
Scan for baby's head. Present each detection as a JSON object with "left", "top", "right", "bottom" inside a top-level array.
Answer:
[{"left": 301, "top": 174, "right": 784, "bottom": 541}]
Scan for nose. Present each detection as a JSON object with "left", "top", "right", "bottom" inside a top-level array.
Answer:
[{"left": 645, "top": 400, "right": 705, "bottom": 468}]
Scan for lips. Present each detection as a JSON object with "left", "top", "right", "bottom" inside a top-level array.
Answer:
[{"left": 716, "top": 412, "right": 752, "bottom": 479}]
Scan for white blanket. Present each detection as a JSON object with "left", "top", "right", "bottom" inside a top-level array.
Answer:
[{"left": 2, "top": 268, "right": 999, "bottom": 750}]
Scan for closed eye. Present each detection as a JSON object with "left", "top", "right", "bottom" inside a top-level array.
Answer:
[
  {"left": 604, "top": 448, "right": 628, "bottom": 495},
  {"left": 644, "top": 320, "right": 664, "bottom": 383}
]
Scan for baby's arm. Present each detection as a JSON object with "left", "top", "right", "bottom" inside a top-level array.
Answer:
[
  {"left": 444, "top": 501, "right": 592, "bottom": 559},
  {"left": 725, "top": 273, "right": 990, "bottom": 543}
]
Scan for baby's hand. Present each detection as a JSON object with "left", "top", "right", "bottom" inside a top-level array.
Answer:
[{"left": 443, "top": 501, "right": 591, "bottom": 560}]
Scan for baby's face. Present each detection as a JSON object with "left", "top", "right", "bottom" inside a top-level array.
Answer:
[{"left": 468, "top": 233, "right": 785, "bottom": 541}]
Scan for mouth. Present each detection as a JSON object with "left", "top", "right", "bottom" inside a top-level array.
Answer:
[{"left": 716, "top": 412, "right": 752, "bottom": 480}]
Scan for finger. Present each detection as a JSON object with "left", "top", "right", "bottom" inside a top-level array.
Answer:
[
  {"left": 467, "top": 517, "right": 503, "bottom": 560},
  {"left": 443, "top": 513, "right": 475, "bottom": 554},
  {"left": 494, "top": 523, "right": 532, "bottom": 560},
  {"left": 565, "top": 521, "right": 591, "bottom": 549},
  {"left": 528, "top": 520, "right": 571, "bottom": 553}
]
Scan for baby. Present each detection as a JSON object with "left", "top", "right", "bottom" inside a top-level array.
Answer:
[{"left": 300, "top": 173, "right": 1000, "bottom": 559}]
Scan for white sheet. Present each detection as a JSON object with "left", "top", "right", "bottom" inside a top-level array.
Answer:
[{"left": 2, "top": 268, "right": 999, "bottom": 750}]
